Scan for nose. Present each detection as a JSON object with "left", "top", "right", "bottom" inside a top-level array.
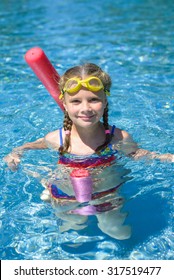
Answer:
[{"left": 81, "top": 100, "right": 92, "bottom": 112}]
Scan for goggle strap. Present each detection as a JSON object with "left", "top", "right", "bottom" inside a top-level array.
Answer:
[
  {"left": 105, "top": 90, "right": 110, "bottom": 96},
  {"left": 59, "top": 90, "right": 65, "bottom": 99}
]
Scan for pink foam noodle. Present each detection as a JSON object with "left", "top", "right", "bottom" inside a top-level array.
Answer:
[
  {"left": 70, "top": 169, "right": 93, "bottom": 202},
  {"left": 25, "top": 47, "right": 64, "bottom": 111}
]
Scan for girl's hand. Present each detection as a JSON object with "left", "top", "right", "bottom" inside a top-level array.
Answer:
[
  {"left": 158, "top": 153, "right": 174, "bottom": 162},
  {"left": 3, "top": 137, "right": 48, "bottom": 171},
  {"left": 3, "top": 152, "right": 21, "bottom": 171}
]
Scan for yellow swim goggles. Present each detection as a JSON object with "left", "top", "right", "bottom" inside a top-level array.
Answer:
[{"left": 60, "top": 76, "right": 110, "bottom": 98}]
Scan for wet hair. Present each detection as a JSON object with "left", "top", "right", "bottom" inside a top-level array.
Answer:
[{"left": 58, "top": 63, "right": 113, "bottom": 155}]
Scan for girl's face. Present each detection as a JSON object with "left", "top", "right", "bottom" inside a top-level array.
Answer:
[{"left": 63, "top": 87, "right": 107, "bottom": 129}]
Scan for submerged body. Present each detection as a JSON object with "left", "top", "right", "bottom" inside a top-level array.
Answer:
[
  {"left": 41, "top": 124, "right": 132, "bottom": 240},
  {"left": 45, "top": 144, "right": 132, "bottom": 240}
]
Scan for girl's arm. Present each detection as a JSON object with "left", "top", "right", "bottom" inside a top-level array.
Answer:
[
  {"left": 3, "top": 130, "right": 60, "bottom": 171},
  {"left": 114, "top": 129, "right": 174, "bottom": 162},
  {"left": 130, "top": 147, "right": 174, "bottom": 162},
  {"left": 3, "top": 137, "right": 48, "bottom": 171},
  {"left": 124, "top": 132, "right": 174, "bottom": 162}
]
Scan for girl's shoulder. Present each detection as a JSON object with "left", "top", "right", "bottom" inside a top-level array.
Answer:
[
  {"left": 44, "top": 129, "right": 60, "bottom": 149},
  {"left": 110, "top": 125, "right": 132, "bottom": 141}
]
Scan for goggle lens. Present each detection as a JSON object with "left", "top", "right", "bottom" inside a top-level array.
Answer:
[
  {"left": 88, "top": 78, "right": 101, "bottom": 87},
  {"left": 65, "top": 80, "right": 79, "bottom": 93}
]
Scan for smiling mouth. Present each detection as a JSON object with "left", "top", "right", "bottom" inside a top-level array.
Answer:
[{"left": 78, "top": 115, "right": 95, "bottom": 120}]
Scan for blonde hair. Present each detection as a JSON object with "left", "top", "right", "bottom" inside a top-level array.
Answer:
[{"left": 58, "top": 63, "right": 113, "bottom": 155}]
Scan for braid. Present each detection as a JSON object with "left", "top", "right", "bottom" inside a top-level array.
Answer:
[
  {"left": 95, "top": 103, "right": 113, "bottom": 153},
  {"left": 103, "top": 103, "right": 109, "bottom": 131},
  {"left": 58, "top": 111, "right": 72, "bottom": 155}
]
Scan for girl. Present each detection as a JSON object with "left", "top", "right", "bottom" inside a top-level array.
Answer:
[
  {"left": 4, "top": 63, "right": 174, "bottom": 169},
  {"left": 3, "top": 63, "right": 174, "bottom": 239}
]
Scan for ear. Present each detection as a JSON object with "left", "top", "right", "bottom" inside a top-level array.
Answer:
[{"left": 62, "top": 99, "right": 67, "bottom": 111}]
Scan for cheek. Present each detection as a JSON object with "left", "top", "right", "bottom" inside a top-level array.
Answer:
[
  {"left": 96, "top": 102, "right": 106, "bottom": 113},
  {"left": 65, "top": 105, "right": 78, "bottom": 118}
]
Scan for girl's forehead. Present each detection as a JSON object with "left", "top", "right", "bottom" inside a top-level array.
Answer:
[{"left": 65, "top": 89, "right": 106, "bottom": 99}]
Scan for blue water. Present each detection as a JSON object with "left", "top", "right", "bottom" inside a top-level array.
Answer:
[{"left": 0, "top": 0, "right": 174, "bottom": 260}]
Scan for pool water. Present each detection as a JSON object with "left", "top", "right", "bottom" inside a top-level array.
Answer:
[{"left": 0, "top": 0, "right": 174, "bottom": 260}]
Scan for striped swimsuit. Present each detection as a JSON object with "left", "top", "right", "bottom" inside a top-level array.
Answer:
[{"left": 49, "top": 125, "right": 120, "bottom": 200}]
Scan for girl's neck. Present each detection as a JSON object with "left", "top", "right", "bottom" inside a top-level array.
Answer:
[
  {"left": 69, "top": 122, "right": 106, "bottom": 153},
  {"left": 71, "top": 122, "right": 104, "bottom": 139}
]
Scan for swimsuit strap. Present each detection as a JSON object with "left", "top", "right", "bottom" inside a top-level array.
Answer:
[
  {"left": 107, "top": 125, "right": 116, "bottom": 149},
  {"left": 59, "top": 128, "right": 63, "bottom": 146},
  {"left": 111, "top": 125, "right": 116, "bottom": 136}
]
